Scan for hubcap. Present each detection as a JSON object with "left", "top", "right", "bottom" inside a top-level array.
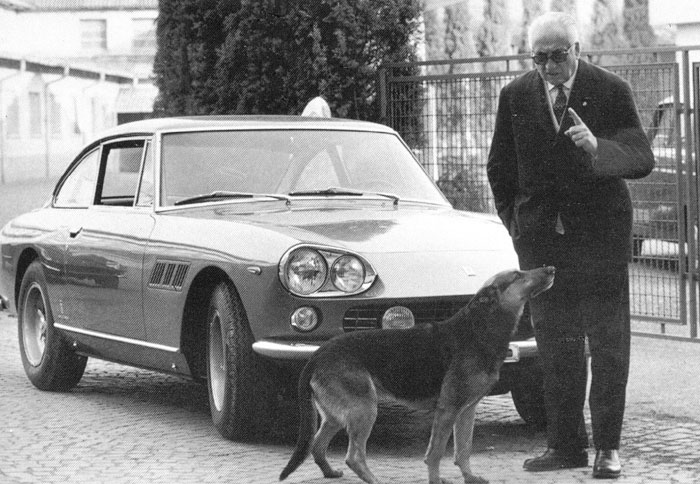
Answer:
[
  {"left": 22, "top": 283, "right": 48, "bottom": 367},
  {"left": 208, "top": 310, "right": 227, "bottom": 412}
]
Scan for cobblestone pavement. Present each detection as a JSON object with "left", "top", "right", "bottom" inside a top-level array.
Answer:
[{"left": 1, "top": 311, "right": 699, "bottom": 484}]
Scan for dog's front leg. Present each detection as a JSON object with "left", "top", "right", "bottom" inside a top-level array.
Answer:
[
  {"left": 425, "top": 403, "right": 458, "bottom": 484},
  {"left": 453, "top": 403, "right": 488, "bottom": 484}
]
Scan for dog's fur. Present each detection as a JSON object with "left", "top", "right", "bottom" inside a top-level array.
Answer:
[{"left": 280, "top": 266, "right": 555, "bottom": 484}]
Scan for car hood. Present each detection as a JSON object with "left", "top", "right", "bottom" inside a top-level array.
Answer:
[{"left": 169, "top": 200, "right": 518, "bottom": 295}]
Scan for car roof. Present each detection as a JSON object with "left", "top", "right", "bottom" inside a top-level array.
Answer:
[{"left": 95, "top": 115, "right": 397, "bottom": 141}]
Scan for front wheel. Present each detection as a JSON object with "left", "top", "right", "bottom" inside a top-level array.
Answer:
[
  {"left": 18, "top": 261, "right": 87, "bottom": 391},
  {"left": 510, "top": 360, "right": 547, "bottom": 429},
  {"left": 206, "top": 281, "right": 275, "bottom": 441}
]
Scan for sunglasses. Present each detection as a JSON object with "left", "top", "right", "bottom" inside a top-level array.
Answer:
[{"left": 531, "top": 44, "right": 574, "bottom": 65}]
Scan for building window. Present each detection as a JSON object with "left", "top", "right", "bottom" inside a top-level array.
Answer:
[
  {"left": 132, "top": 18, "right": 156, "bottom": 51},
  {"left": 81, "top": 19, "right": 107, "bottom": 51},
  {"left": 29, "top": 92, "right": 42, "bottom": 138}
]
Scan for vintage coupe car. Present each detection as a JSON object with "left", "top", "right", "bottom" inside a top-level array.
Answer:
[{"left": 0, "top": 115, "right": 546, "bottom": 439}]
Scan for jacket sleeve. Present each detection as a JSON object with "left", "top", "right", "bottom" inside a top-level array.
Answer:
[
  {"left": 592, "top": 80, "right": 655, "bottom": 179},
  {"left": 487, "top": 86, "right": 518, "bottom": 228}
]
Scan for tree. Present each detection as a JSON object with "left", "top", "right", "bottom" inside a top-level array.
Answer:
[
  {"left": 549, "top": 0, "right": 578, "bottom": 16},
  {"left": 623, "top": 0, "right": 656, "bottom": 49},
  {"left": 153, "top": 0, "right": 238, "bottom": 115},
  {"left": 588, "top": 0, "right": 628, "bottom": 64},
  {"left": 476, "top": 0, "right": 510, "bottom": 58},
  {"left": 154, "top": 0, "right": 422, "bottom": 122}
]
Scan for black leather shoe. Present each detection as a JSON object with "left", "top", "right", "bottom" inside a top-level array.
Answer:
[
  {"left": 523, "top": 448, "right": 588, "bottom": 472},
  {"left": 593, "top": 449, "right": 621, "bottom": 479}
]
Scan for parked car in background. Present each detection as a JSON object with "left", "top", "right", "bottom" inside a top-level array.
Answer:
[
  {"left": 0, "top": 113, "right": 547, "bottom": 440},
  {"left": 630, "top": 97, "right": 696, "bottom": 264}
]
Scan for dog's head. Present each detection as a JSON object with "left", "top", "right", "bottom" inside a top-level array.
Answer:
[{"left": 468, "top": 266, "right": 555, "bottom": 335}]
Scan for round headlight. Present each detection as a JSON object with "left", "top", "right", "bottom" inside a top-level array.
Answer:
[
  {"left": 330, "top": 255, "right": 365, "bottom": 293},
  {"left": 382, "top": 306, "right": 415, "bottom": 329},
  {"left": 285, "top": 248, "right": 327, "bottom": 295}
]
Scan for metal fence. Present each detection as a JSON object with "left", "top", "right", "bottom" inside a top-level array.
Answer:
[{"left": 379, "top": 46, "right": 700, "bottom": 341}]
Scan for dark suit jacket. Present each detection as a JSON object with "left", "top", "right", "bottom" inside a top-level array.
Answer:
[{"left": 487, "top": 60, "right": 654, "bottom": 271}]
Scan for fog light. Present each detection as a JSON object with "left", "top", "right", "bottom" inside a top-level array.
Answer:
[
  {"left": 381, "top": 306, "right": 415, "bottom": 329},
  {"left": 290, "top": 306, "right": 320, "bottom": 332}
]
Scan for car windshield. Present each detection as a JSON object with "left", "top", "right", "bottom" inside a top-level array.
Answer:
[{"left": 159, "top": 129, "right": 448, "bottom": 207}]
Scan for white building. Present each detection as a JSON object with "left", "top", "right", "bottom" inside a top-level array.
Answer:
[
  {"left": 0, "top": 0, "right": 158, "bottom": 183},
  {"left": 649, "top": 0, "right": 700, "bottom": 62}
]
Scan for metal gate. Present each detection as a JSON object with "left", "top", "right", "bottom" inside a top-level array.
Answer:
[{"left": 379, "top": 46, "right": 700, "bottom": 340}]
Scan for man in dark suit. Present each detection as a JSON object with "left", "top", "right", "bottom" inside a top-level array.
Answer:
[{"left": 487, "top": 12, "right": 654, "bottom": 479}]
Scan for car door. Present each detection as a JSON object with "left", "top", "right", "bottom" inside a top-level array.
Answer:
[{"left": 60, "top": 138, "right": 155, "bottom": 340}]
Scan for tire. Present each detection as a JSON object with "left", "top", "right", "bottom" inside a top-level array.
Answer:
[
  {"left": 18, "top": 261, "right": 87, "bottom": 391},
  {"left": 205, "top": 281, "right": 275, "bottom": 441},
  {"left": 510, "top": 360, "right": 547, "bottom": 429}
]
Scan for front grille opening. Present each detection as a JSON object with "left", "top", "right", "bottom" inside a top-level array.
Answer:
[
  {"left": 343, "top": 299, "right": 534, "bottom": 341},
  {"left": 343, "top": 298, "right": 471, "bottom": 332}
]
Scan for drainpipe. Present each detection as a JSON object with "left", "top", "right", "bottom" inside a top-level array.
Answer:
[
  {"left": 43, "top": 66, "right": 68, "bottom": 179},
  {"left": 0, "top": 59, "right": 26, "bottom": 185},
  {"left": 79, "top": 72, "right": 105, "bottom": 144}
]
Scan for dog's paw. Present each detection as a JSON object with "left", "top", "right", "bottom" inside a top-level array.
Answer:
[{"left": 322, "top": 469, "right": 343, "bottom": 479}]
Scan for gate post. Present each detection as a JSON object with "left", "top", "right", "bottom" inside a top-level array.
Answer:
[{"left": 378, "top": 66, "right": 387, "bottom": 126}]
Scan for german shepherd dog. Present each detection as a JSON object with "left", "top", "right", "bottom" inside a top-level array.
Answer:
[{"left": 280, "top": 266, "right": 555, "bottom": 484}]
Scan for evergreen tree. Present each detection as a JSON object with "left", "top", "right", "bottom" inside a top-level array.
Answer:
[
  {"left": 153, "top": 0, "right": 238, "bottom": 115},
  {"left": 623, "top": 0, "right": 656, "bottom": 48},
  {"left": 588, "top": 0, "right": 628, "bottom": 63},
  {"left": 155, "top": 0, "right": 422, "bottom": 121},
  {"left": 444, "top": 3, "right": 475, "bottom": 67},
  {"left": 476, "top": 0, "right": 510, "bottom": 58},
  {"left": 549, "top": 0, "right": 578, "bottom": 16}
]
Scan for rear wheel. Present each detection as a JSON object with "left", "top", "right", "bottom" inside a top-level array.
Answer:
[
  {"left": 206, "top": 281, "right": 275, "bottom": 441},
  {"left": 18, "top": 261, "right": 87, "bottom": 391}
]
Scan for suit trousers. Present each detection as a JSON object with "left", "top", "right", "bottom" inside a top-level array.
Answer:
[{"left": 528, "top": 263, "right": 630, "bottom": 452}]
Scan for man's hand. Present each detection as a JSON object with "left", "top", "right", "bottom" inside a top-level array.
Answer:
[{"left": 565, "top": 108, "right": 598, "bottom": 156}]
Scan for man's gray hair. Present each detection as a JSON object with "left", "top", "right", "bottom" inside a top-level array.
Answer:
[{"left": 528, "top": 12, "right": 579, "bottom": 50}]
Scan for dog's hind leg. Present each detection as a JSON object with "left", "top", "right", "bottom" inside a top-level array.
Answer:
[
  {"left": 344, "top": 402, "right": 379, "bottom": 484},
  {"left": 311, "top": 414, "right": 344, "bottom": 478},
  {"left": 453, "top": 403, "right": 488, "bottom": 484}
]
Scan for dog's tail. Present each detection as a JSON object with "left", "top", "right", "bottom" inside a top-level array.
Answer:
[{"left": 279, "top": 360, "right": 317, "bottom": 481}]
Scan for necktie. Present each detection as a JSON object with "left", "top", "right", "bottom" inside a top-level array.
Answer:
[{"left": 553, "top": 85, "right": 567, "bottom": 123}]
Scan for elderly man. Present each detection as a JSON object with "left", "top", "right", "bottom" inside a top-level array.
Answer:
[{"left": 487, "top": 12, "right": 654, "bottom": 479}]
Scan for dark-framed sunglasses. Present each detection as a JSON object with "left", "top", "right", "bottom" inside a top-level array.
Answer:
[{"left": 531, "top": 44, "right": 574, "bottom": 65}]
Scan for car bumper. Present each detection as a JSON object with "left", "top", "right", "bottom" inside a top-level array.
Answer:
[{"left": 252, "top": 338, "right": 539, "bottom": 362}]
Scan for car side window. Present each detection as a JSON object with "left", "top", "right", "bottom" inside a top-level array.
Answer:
[
  {"left": 54, "top": 149, "right": 100, "bottom": 207},
  {"left": 97, "top": 139, "right": 145, "bottom": 206},
  {"left": 136, "top": 141, "right": 154, "bottom": 207}
]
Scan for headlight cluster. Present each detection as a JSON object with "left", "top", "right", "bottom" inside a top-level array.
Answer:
[{"left": 280, "top": 245, "right": 376, "bottom": 297}]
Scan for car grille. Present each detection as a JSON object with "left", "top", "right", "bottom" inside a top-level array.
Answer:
[
  {"left": 343, "top": 299, "right": 535, "bottom": 341},
  {"left": 343, "top": 298, "right": 471, "bottom": 332}
]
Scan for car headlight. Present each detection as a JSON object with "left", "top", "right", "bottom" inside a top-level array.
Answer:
[
  {"left": 279, "top": 245, "right": 376, "bottom": 297},
  {"left": 330, "top": 255, "right": 365, "bottom": 293},
  {"left": 284, "top": 248, "right": 328, "bottom": 295}
]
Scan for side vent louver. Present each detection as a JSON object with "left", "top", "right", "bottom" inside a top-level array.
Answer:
[{"left": 149, "top": 260, "right": 190, "bottom": 291}]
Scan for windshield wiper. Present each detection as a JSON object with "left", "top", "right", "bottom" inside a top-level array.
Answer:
[
  {"left": 288, "top": 187, "right": 399, "bottom": 205},
  {"left": 174, "top": 191, "right": 290, "bottom": 206}
]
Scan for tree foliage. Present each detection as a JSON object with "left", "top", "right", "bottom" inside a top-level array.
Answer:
[
  {"left": 476, "top": 0, "right": 510, "bottom": 58},
  {"left": 154, "top": 0, "right": 421, "bottom": 121}
]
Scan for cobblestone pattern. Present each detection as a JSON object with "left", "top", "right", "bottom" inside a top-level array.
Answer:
[{"left": 1, "top": 312, "right": 699, "bottom": 484}]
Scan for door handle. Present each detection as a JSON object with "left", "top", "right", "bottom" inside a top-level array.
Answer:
[{"left": 69, "top": 226, "right": 83, "bottom": 238}]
